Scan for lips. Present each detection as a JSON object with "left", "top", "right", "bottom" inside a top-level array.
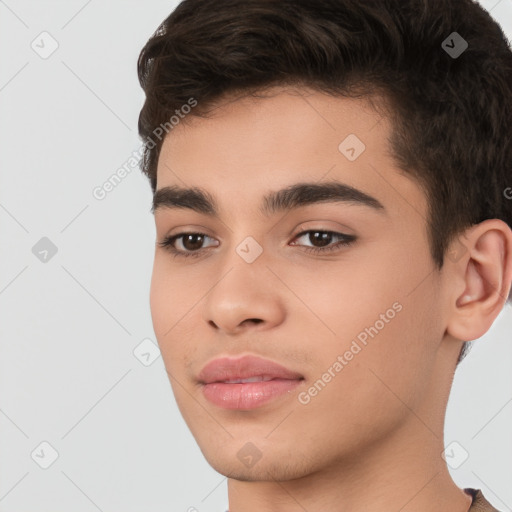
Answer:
[
  {"left": 198, "top": 354, "right": 304, "bottom": 410},
  {"left": 198, "top": 354, "right": 304, "bottom": 384}
]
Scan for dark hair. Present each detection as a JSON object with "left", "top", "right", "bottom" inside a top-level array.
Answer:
[{"left": 137, "top": 0, "right": 512, "bottom": 314}]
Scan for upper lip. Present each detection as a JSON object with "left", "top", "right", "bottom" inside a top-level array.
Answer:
[{"left": 198, "top": 354, "right": 304, "bottom": 384}]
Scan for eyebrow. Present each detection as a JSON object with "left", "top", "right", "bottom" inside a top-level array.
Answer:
[{"left": 151, "top": 181, "right": 386, "bottom": 217}]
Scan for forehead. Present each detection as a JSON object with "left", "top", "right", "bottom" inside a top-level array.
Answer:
[
  {"left": 155, "top": 87, "right": 426, "bottom": 223},
  {"left": 158, "top": 86, "right": 387, "bottom": 165}
]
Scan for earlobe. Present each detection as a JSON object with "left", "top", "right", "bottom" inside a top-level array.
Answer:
[{"left": 446, "top": 219, "right": 512, "bottom": 342}]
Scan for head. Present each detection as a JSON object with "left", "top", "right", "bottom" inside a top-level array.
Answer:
[{"left": 138, "top": 0, "right": 512, "bottom": 482}]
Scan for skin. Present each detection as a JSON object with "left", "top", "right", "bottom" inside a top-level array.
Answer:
[{"left": 149, "top": 86, "right": 512, "bottom": 512}]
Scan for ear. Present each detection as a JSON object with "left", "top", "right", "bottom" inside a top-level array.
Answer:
[{"left": 446, "top": 219, "right": 512, "bottom": 342}]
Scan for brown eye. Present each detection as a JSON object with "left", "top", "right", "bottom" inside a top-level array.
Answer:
[
  {"left": 306, "top": 231, "right": 334, "bottom": 247},
  {"left": 157, "top": 232, "right": 219, "bottom": 258},
  {"left": 290, "top": 230, "right": 356, "bottom": 254},
  {"left": 181, "top": 233, "right": 206, "bottom": 251}
]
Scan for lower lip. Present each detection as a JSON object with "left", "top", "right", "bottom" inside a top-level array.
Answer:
[{"left": 202, "top": 379, "right": 302, "bottom": 409}]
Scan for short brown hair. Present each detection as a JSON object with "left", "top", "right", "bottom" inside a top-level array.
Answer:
[{"left": 137, "top": 0, "right": 512, "bottom": 305}]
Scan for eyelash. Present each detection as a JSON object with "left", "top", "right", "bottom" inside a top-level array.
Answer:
[{"left": 157, "top": 230, "right": 356, "bottom": 259}]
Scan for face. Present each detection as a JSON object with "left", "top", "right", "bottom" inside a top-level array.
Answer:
[{"left": 150, "top": 87, "right": 450, "bottom": 481}]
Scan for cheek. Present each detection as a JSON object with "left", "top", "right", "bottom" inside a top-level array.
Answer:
[
  {"left": 149, "top": 259, "right": 172, "bottom": 339},
  {"left": 294, "top": 301, "right": 437, "bottom": 454},
  {"left": 345, "top": 274, "right": 439, "bottom": 412},
  {"left": 150, "top": 270, "right": 202, "bottom": 427},
  {"left": 149, "top": 256, "right": 199, "bottom": 337},
  {"left": 297, "top": 243, "right": 438, "bottom": 396},
  {"left": 284, "top": 254, "right": 398, "bottom": 342},
  {"left": 149, "top": 259, "right": 190, "bottom": 370}
]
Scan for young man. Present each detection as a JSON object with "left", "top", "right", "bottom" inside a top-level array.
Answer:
[{"left": 137, "top": 1, "right": 512, "bottom": 510}]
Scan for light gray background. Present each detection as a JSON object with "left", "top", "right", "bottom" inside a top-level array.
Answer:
[{"left": 0, "top": 1, "right": 511, "bottom": 511}]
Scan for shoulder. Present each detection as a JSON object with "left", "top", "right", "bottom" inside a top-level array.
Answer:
[{"left": 465, "top": 488, "right": 501, "bottom": 512}]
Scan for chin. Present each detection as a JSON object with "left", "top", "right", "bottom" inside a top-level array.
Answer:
[{"left": 199, "top": 442, "right": 321, "bottom": 482}]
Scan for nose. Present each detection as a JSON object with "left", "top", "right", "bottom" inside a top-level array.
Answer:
[{"left": 201, "top": 253, "right": 286, "bottom": 335}]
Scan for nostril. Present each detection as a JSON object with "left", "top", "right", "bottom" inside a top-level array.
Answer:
[{"left": 245, "top": 318, "right": 263, "bottom": 325}]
